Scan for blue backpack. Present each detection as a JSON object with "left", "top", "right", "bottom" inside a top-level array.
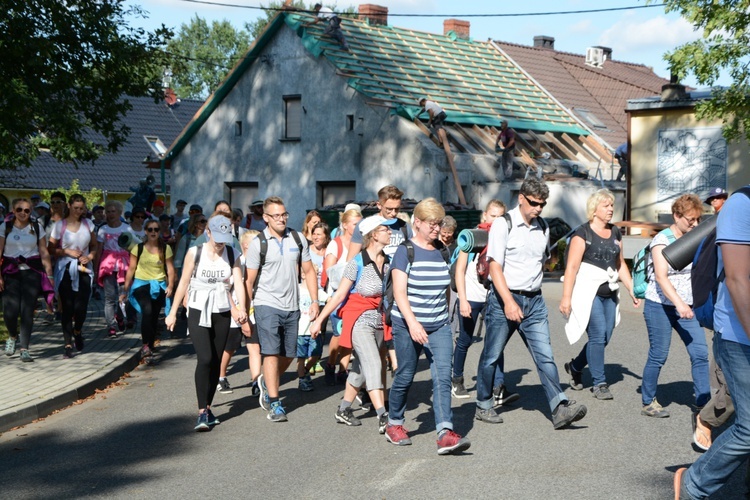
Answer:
[
  {"left": 691, "top": 187, "right": 750, "bottom": 330},
  {"left": 632, "top": 228, "right": 675, "bottom": 299}
]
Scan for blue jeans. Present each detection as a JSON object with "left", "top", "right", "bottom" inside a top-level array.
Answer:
[
  {"left": 642, "top": 300, "right": 710, "bottom": 406},
  {"left": 452, "top": 300, "right": 505, "bottom": 383},
  {"left": 685, "top": 335, "right": 750, "bottom": 498},
  {"left": 388, "top": 323, "right": 454, "bottom": 433},
  {"left": 570, "top": 295, "right": 617, "bottom": 387},
  {"left": 476, "top": 290, "right": 566, "bottom": 413}
]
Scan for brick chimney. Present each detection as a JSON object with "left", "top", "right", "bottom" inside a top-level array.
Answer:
[
  {"left": 533, "top": 36, "right": 555, "bottom": 50},
  {"left": 358, "top": 4, "right": 388, "bottom": 26},
  {"left": 444, "top": 19, "right": 470, "bottom": 39}
]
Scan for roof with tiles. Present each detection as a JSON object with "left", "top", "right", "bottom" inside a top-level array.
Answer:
[
  {"left": 495, "top": 40, "right": 670, "bottom": 149},
  {"left": 285, "top": 13, "right": 586, "bottom": 134},
  {"left": 1, "top": 96, "right": 203, "bottom": 192}
]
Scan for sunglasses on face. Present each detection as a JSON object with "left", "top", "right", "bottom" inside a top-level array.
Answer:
[
  {"left": 133, "top": 215, "right": 146, "bottom": 219},
  {"left": 197, "top": 219, "right": 207, "bottom": 224},
  {"left": 146, "top": 227, "right": 159, "bottom": 233},
  {"left": 50, "top": 200, "right": 65, "bottom": 205},
  {"left": 15, "top": 208, "right": 31, "bottom": 214},
  {"left": 523, "top": 195, "right": 547, "bottom": 208}
]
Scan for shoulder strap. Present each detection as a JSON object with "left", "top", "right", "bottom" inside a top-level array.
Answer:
[
  {"left": 192, "top": 244, "right": 203, "bottom": 278},
  {"left": 290, "top": 229, "right": 304, "bottom": 283},
  {"left": 59, "top": 218, "right": 68, "bottom": 246},
  {"left": 227, "top": 246, "right": 235, "bottom": 268},
  {"left": 400, "top": 220, "right": 409, "bottom": 241},
  {"left": 253, "top": 232, "right": 269, "bottom": 292},
  {"left": 137, "top": 243, "right": 144, "bottom": 262},
  {"left": 335, "top": 237, "right": 343, "bottom": 260},
  {"left": 502, "top": 213, "right": 512, "bottom": 233},
  {"left": 33, "top": 220, "right": 41, "bottom": 242}
]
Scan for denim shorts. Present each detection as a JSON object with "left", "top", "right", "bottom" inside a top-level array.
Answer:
[
  {"left": 296, "top": 335, "right": 323, "bottom": 358},
  {"left": 255, "top": 305, "right": 300, "bottom": 357}
]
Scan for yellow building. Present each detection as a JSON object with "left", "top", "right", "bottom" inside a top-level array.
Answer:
[{"left": 626, "top": 83, "right": 750, "bottom": 223}]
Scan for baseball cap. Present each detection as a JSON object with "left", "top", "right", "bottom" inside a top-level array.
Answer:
[
  {"left": 36, "top": 201, "right": 50, "bottom": 210},
  {"left": 418, "top": 96, "right": 427, "bottom": 105},
  {"left": 92, "top": 205, "right": 103, "bottom": 212},
  {"left": 359, "top": 215, "right": 388, "bottom": 236},
  {"left": 249, "top": 200, "right": 264, "bottom": 208},
  {"left": 344, "top": 203, "right": 362, "bottom": 213},
  {"left": 31, "top": 194, "right": 41, "bottom": 200},
  {"left": 153, "top": 199, "right": 165, "bottom": 207},
  {"left": 207, "top": 215, "right": 233, "bottom": 244},
  {"left": 131, "top": 206, "right": 147, "bottom": 217},
  {"left": 189, "top": 204, "right": 203, "bottom": 213},
  {"left": 704, "top": 187, "right": 728, "bottom": 204},
  {"left": 176, "top": 199, "right": 188, "bottom": 206}
]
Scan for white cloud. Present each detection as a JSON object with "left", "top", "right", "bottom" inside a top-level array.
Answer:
[
  {"left": 599, "top": 15, "right": 698, "bottom": 52},
  {"left": 568, "top": 19, "right": 593, "bottom": 35}
]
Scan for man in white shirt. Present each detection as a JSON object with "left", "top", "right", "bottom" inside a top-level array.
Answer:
[
  {"left": 474, "top": 178, "right": 587, "bottom": 429},
  {"left": 305, "top": 4, "right": 350, "bottom": 52}
]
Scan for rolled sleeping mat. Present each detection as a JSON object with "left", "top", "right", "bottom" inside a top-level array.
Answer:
[
  {"left": 662, "top": 216, "right": 716, "bottom": 271},
  {"left": 457, "top": 228, "right": 489, "bottom": 253}
]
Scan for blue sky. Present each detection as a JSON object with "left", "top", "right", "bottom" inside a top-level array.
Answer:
[{"left": 125, "top": 0, "right": 719, "bottom": 87}]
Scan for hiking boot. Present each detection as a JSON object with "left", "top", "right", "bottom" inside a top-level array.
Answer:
[
  {"left": 475, "top": 406, "right": 503, "bottom": 424},
  {"left": 5, "top": 338, "right": 16, "bottom": 356},
  {"left": 493, "top": 385, "right": 520, "bottom": 406},
  {"left": 298, "top": 375, "right": 314, "bottom": 392},
  {"left": 335, "top": 407, "right": 361, "bottom": 426},
  {"left": 73, "top": 331, "right": 84, "bottom": 351},
  {"left": 108, "top": 328, "right": 117, "bottom": 339},
  {"left": 552, "top": 400, "right": 587, "bottom": 429},
  {"left": 451, "top": 376, "right": 470, "bottom": 399},
  {"left": 385, "top": 424, "right": 412, "bottom": 446},
  {"left": 592, "top": 384, "right": 614, "bottom": 400},
  {"left": 195, "top": 411, "right": 210, "bottom": 432},
  {"left": 378, "top": 412, "right": 389, "bottom": 434},
  {"left": 267, "top": 401, "right": 288, "bottom": 422},
  {"left": 258, "top": 373, "right": 269, "bottom": 410},
  {"left": 217, "top": 378, "right": 233, "bottom": 394},
  {"left": 63, "top": 346, "right": 74, "bottom": 359},
  {"left": 19, "top": 350, "right": 33, "bottom": 362},
  {"left": 564, "top": 360, "right": 583, "bottom": 390},
  {"left": 436, "top": 430, "right": 471, "bottom": 455},
  {"left": 323, "top": 363, "right": 336, "bottom": 386},
  {"left": 207, "top": 409, "right": 220, "bottom": 426},
  {"left": 642, "top": 399, "right": 670, "bottom": 418}
]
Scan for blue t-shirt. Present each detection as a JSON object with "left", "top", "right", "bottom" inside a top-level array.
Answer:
[
  {"left": 715, "top": 189, "right": 750, "bottom": 345},
  {"left": 390, "top": 242, "right": 450, "bottom": 333}
]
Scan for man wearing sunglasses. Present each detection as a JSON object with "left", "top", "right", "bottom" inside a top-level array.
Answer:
[{"left": 474, "top": 178, "right": 587, "bottom": 429}]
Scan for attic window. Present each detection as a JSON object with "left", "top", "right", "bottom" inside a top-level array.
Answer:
[
  {"left": 575, "top": 108, "right": 607, "bottom": 130},
  {"left": 144, "top": 136, "right": 167, "bottom": 157},
  {"left": 283, "top": 95, "right": 301, "bottom": 140}
]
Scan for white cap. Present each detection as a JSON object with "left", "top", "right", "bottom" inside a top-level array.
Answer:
[
  {"left": 344, "top": 203, "right": 361, "bottom": 213},
  {"left": 359, "top": 215, "right": 388, "bottom": 236}
]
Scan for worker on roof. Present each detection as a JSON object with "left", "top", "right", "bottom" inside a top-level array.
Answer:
[
  {"left": 305, "top": 4, "right": 350, "bottom": 52},
  {"left": 495, "top": 120, "right": 516, "bottom": 179},
  {"left": 418, "top": 97, "right": 448, "bottom": 148}
]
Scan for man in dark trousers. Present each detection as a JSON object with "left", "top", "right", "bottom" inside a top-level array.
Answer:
[
  {"left": 495, "top": 120, "right": 516, "bottom": 179},
  {"left": 305, "top": 4, "right": 350, "bottom": 51}
]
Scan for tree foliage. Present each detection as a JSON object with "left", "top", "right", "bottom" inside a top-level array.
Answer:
[
  {"left": 40, "top": 179, "right": 104, "bottom": 207},
  {"left": 166, "top": 16, "right": 251, "bottom": 99},
  {"left": 0, "top": 0, "right": 172, "bottom": 169},
  {"left": 244, "top": 2, "right": 357, "bottom": 41},
  {"left": 662, "top": 0, "right": 750, "bottom": 143}
]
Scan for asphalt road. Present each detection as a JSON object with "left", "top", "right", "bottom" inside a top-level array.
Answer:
[{"left": 1, "top": 280, "right": 746, "bottom": 499}]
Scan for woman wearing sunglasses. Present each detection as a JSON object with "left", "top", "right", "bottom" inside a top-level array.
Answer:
[
  {"left": 48, "top": 194, "right": 98, "bottom": 359},
  {"left": 122, "top": 219, "right": 175, "bottom": 359},
  {"left": 1, "top": 198, "right": 54, "bottom": 362}
]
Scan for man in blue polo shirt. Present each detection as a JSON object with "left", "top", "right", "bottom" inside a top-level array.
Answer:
[
  {"left": 474, "top": 178, "right": 587, "bottom": 429},
  {"left": 676, "top": 187, "right": 750, "bottom": 498},
  {"left": 245, "top": 196, "right": 319, "bottom": 423}
]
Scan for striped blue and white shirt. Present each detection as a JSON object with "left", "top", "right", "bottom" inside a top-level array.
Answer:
[{"left": 391, "top": 242, "right": 450, "bottom": 333}]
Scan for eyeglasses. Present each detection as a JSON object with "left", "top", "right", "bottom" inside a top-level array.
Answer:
[
  {"left": 265, "top": 212, "right": 289, "bottom": 220},
  {"left": 50, "top": 200, "right": 65, "bottom": 205},
  {"left": 15, "top": 208, "right": 31, "bottom": 214},
  {"left": 681, "top": 214, "right": 702, "bottom": 226},
  {"left": 523, "top": 195, "right": 547, "bottom": 208},
  {"left": 145, "top": 227, "right": 159, "bottom": 233},
  {"left": 381, "top": 206, "right": 400, "bottom": 215},
  {"left": 133, "top": 215, "right": 146, "bottom": 219},
  {"left": 424, "top": 219, "right": 443, "bottom": 229},
  {"left": 197, "top": 219, "right": 208, "bottom": 224}
]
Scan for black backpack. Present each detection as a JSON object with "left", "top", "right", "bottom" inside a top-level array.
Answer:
[
  {"left": 691, "top": 186, "right": 750, "bottom": 330},
  {"left": 380, "top": 239, "right": 450, "bottom": 326},
  {"left": 252, "top": 229, "right": 303, "bottom": 292}
]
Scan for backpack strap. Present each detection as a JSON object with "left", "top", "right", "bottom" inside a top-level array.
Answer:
[
  {"left": 289, "top": 229, "right": 304, "bottom": 284},
  {"left": 400, "top": 220, "right": 409, "bottom": 242},
  {"left": 191, "top": 243, "right": 203, "bottom": 278},
  {"left": 59, "top": 218, "right": 68, "bottom": 246},
  {"left": 227, "top": 246, "right": 235, "bottom": 268},
  {"left": 253, "top": 232, "right": 268, "bottom": 292},
  {"left": 502, "top": 213, "right": 512, "bottom": 233}
]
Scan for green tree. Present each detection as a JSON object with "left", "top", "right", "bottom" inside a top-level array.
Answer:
[
  {"left": 244, "top": 2, "right": 357, "bottom": 41},
  {"left": 40, "top": 179, "right": 104, "bottom": 207},
  {"left": 662, "top": 0, "right": 750, "bottom": 142},
  {"left": 0, "top": 1, "right": 172, "bottom": 169},
  {"left": 166, "top": 17, "right": 251, "bottom": 99}
]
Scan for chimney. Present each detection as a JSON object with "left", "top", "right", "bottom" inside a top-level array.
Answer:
[
  {"left": 661, "top": 73, "right": 688, "bottom": 101},
  {"left": 593, "top": 45, "right": 613, "bottom": 61},
  {"left": 444, "top": 19, "right": 470, "bottom": 40},
  {"left": 358, "top": 4, "right": 388, "bottom": 26},
  {"left": 533, "top": 36, "right": 555, "bottom": 50}
]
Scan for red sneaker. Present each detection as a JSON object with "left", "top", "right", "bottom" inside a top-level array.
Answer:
[
  {"left": 385, "top": 424, "right": 412, "bottom": 446},
  {"left": 437, "top": 430, "right": 471, "bottom": 455}
]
